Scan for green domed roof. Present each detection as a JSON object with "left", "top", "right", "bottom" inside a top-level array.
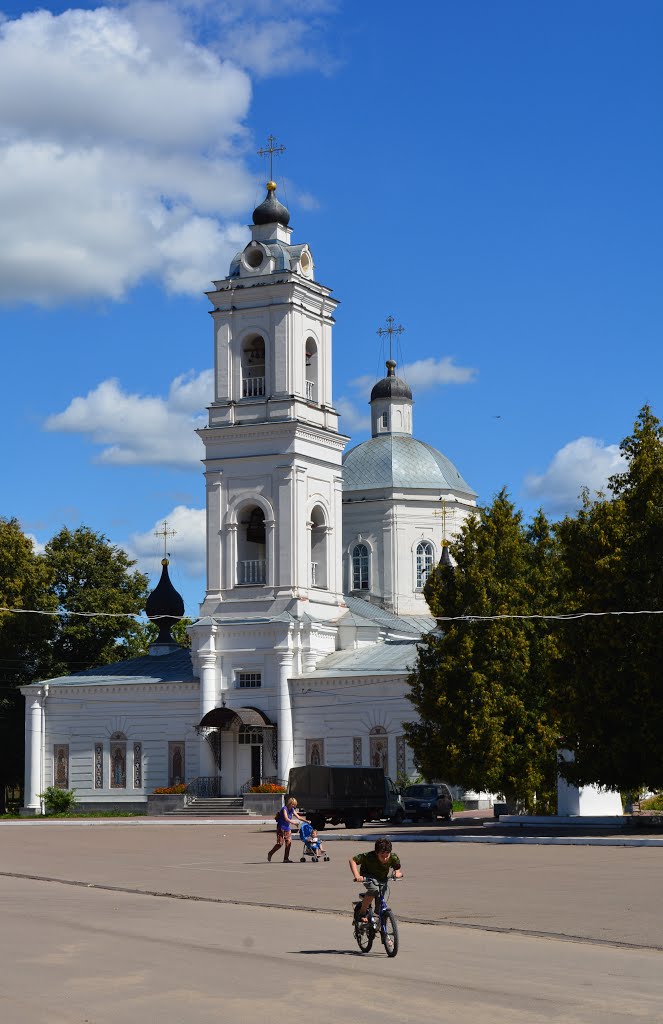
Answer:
[{"left": 343, "top": 435, "right": 475, "bottom": 495}]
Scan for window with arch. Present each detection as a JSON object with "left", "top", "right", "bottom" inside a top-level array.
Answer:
[
  {"left": 352, "top": 543, "right": 370, "bottom": 591},
  {"left": 416, "top": 541, "right": 434, "bottom": 590},
  {"left": 237, "top": 504, "right": 267, "bottom": 585},
  {"left": 305, "top": 337, "right": 318, "bottom": 403},
  {"left": 310, "top": 505, "right": 328, "bottom": 589},
  {"left": 241, "top": 334, "right": 265, "bottom": 398}
]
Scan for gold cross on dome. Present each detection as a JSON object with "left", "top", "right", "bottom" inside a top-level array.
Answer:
[
  {"left": 433, "top": 499, "right": 456, "bottom": 546},
  {"left": 155, "top": 520, "right": 177, "bottom": 559},
  {"left": 257, "top": 134, "right": 286, "bottom": 181},
  {"left": 376, "top": 315, "right": 405, "bottom": 361}
]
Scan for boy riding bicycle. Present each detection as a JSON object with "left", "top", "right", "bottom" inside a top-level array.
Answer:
[{"left": 349, "top": 837, "right": 403, "bottom": 922}]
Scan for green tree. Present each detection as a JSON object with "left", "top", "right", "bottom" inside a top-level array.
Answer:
[
  {"left": 135, "top": 616, "right": 193, "bottom": 653},
  {"left": 0, "top": 518, "right": 57, "bottom": 796},
  {"left": 42, "top": 526, "right": 150, "bottom": 678},
  {"left": 405, "top": 491, "right": 560, "bottom": 809},
  {"left": 555, "top": 405, "right": 663, "bottom": 790}
]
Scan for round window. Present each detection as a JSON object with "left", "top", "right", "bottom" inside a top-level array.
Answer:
[{"left": 245, "top": 247, "right": 264, "bottom": 269}]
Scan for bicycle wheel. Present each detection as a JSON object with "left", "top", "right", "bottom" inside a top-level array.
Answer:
[
  {"left": 353, "top": 912, "right": 374, "bottom": 953},
  {"left": 381, "top": 910, "right": 399, "bottom": 957}
]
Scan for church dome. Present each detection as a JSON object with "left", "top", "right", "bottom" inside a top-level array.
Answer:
[
  {"left": 370, "top": 359, "right": 412, "bottom": 402},
  {"left": 252, "top": 182, "right": 290, "bottom": 227},
  {"left": 342, "top": 435, "right": 476, "bottom": 495},
  {"left": 145, "top": 559, "right": 185, "bottom": 646}
]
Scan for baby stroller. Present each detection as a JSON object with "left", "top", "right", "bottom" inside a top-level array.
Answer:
[{"left": 299, "top": 821, "right": 330, "bottom": 863}]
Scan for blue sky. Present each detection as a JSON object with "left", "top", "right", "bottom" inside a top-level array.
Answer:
[{"left": 1, "top": 0, "right": 661, "bottom": 616}]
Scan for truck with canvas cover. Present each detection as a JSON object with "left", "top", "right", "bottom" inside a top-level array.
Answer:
[{"left": 287, "top": 765, "right": 404, "bottom": 830}]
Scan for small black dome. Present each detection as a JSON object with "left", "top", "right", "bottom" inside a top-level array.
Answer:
[
  {"left": 252, "top": 182, "right": 290, "bottom": 227},
  {"left": 439, "top": 545, "right": 454, "bottom": 568},
  {"left": 145, "top": 559, "right": 185, "bottom": 645},
  {"left": 370, "top": 359, "right": 412, "bottom": 402}
]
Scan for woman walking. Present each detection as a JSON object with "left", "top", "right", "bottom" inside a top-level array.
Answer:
[{"left": 268, "top": 797, "right": 309, "bottom": 863}]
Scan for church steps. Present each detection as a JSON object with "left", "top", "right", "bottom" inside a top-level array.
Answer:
[{"left": 177, "top": 797, "right": 254, "bottom": 816}]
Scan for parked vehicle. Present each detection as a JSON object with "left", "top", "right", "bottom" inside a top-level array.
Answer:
[
  {"left": 402, "top": 783, "right": 454, "bottom": 822},
  {"left": 287, "top": 765, "right": 405, "bottom": 830}
]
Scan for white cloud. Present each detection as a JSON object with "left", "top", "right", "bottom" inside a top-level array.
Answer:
[
  {"left": 125, "top": 505, "right": 206, "bottom": 581},
  {"left": 403, "top": 356, "right": 477, "bottom": 391},
  {"left": 44, "top": 370, "right": 213, "bottom": 468},
  {"left": 336, "top": 395, "right": 370, "bottom": 435},
  {"left": 349, "top": 356, "right": 477, "bottom": 396},
  {"left": 0, "top": 4, "right": 338, "bottom": 305},
  {"left": 524, "top": 436, "right": 627, "bottom": 515},
  {"left": 26, "top": 533, "right": 46, "bottom": 555}
]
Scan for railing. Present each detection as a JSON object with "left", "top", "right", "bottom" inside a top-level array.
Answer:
[
  {"left": 242, "top": 376, "right": 265, "bottom": 398},
  {"left": 184, "top": 776, "right": 222, "bottom": 802},
  {"left": 305, "top": 380, "right": 315, "bottom": 401},
  {"left": 311, "top": 561, "right": 318, "bottom": 586},
  {"left": 240, "top": 776, "right": 287, "bottom": 794},
  {"left": 238, "top": 559, "right": 266, "bottom": 585}
]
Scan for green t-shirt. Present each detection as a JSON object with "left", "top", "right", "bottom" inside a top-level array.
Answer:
[{"left": 353, "top": 851, "right": 401, "bottom": 882}]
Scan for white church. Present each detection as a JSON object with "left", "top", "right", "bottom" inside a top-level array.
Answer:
[{"left": 21, "top": 175, "right": 479, "bottom": 813}]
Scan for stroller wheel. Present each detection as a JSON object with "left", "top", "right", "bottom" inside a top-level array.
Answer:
[
  {"left": 312, "top": 856, "right": 318, "bottom": 862},
  {"left": 300, "top": 856, "right": 306, "bottom": 862},
  {"left": 324, "top": 856, "right": 330, "bottom": 861}
]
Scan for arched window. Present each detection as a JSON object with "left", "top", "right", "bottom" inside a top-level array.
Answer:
[
  {"left": 305, "top": 337, "right": 318, "bottom": 403},
  {"left": 310, "top": 505, "right": 327, "bottom": 589},
  {"left": 352, "top": 543, "right": 370, "bottom": 591},
  {"left": 237, "top": 504, "right": 267, "bottom": 585},
  {"left": 241, "top": 335, "right": 265, "bottom": 398},
  {"left": 416, "top": 541, "right": 434, "bottom": 590}
]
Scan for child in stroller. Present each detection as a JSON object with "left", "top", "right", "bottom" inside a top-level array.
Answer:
[{"left": 299, "top": 822, "right": 330, "bottom": 862}]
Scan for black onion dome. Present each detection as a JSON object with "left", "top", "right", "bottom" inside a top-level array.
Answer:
[
  {"left": 252, "top": 182, "right": 290, "bottom": 227},
  {"left": 145, "top": 559, "right": 185, "bottom": 644},
  {"left": 439, "top": 545, "right": 454, "bottom": 568},
  {"left": 370, "top": 359, "right": 413, "bottom": 402}
]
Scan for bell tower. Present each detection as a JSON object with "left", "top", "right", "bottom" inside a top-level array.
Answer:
[{"left": 197, "top": 164, "right": 349, "bottom": 621}]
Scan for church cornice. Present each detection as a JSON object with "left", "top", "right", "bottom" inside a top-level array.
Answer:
[{"left": 199, "top": 420, "right": 349, "bottom": 450}]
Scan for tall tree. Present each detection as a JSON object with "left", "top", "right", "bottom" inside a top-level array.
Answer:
[
  {"left": 42, "top": 526, "right": 150, "bottom": 677},
  {"left": 555, "top": 405, "right": 663, "bottom": 790},
  {"left": 0, "top": 518, "right": 57, "bottom": 795},
  {"left": 405, "top": 491, "right": 560, "bottom": 809}
]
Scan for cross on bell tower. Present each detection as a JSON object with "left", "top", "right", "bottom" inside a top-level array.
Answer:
[{"left": 257, "top": 134, "right": 286, "bottom": 183}]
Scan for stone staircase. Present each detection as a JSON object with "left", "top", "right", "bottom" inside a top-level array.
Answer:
[{"left": 177, "top": 796, "right": 253, "bottom": 817}]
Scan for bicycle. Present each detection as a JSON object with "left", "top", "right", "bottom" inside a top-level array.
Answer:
[{"left": 352, "top": 875, "right": 400, "bottom": 957}]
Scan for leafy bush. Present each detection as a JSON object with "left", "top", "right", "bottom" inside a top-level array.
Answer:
[
  {"left": 39, "top": 786, "right": 76, "bottom": 815},
  {"left": 249, "top": 783, "right": 286, "bottom": 793},
  {"left": 640, "top": 793, "right": 663, "bottom": 812},
  {"left": 153, "top": 784, "right": 186, "bottom": 794}
]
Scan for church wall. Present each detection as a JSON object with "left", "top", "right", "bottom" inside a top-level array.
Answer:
[
  {"left": 291, "top": 677, "right": 417, "bottom": 782},
  {"left": 42, "top": 684, "right": 200, "bottom": 803}
]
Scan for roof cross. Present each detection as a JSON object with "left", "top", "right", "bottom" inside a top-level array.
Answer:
[
  {"left": 155, "top": 520, "right": 177, "bottom": 560},
  {"left": 433, "top": 499, "right": 457, "bottom": 546},
  {"left": 376, "top": 315, "right": 405, "bottom": 361},
  {"left": 257, "top": 134, "right": 286, "bottom": 182}
]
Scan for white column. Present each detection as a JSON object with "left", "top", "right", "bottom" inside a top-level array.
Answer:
[
  {"left": 277, "top": 652, "right": 294, "bottom": 784},
  {"left": 23, "top": 689, "right": 44, "bottom": 812},
  {"left": 199, "top": 654, "right": 218, "bottom": 778}
]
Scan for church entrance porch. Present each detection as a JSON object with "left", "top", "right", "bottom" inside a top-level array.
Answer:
[{"left": 196, "top": 706, "right": 277, "bottom": 796}]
